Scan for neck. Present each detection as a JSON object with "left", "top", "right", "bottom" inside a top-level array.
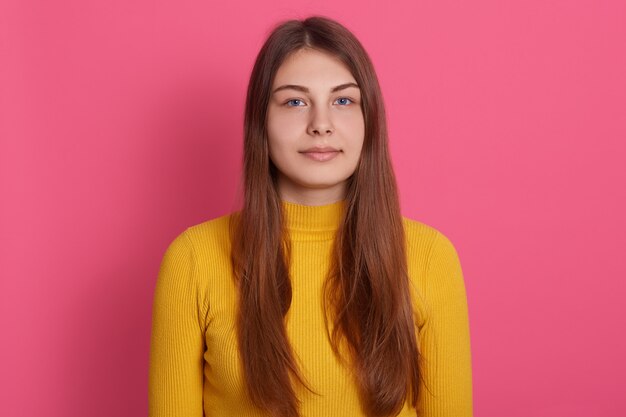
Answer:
[
  {"left": 275, "top": 174, "right": 348, "bottom": 206},
  {"left": 281, "top": 198, "right": 346, "bottom": 242}
]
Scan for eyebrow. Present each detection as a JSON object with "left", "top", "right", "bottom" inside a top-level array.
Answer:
[{"left": 272, "top": 82, "right": 360, "bottom": 95}]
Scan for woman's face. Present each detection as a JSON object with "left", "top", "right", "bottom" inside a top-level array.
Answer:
[{"left": 266, "top": 48, "right": 365, "bottom": 205}]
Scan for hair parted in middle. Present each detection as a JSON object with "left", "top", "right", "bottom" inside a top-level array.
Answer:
[{"left": 228, "top": 15, "right": 427, "bottom": 417}]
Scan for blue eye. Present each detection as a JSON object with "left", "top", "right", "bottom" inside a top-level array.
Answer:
[
  {"left": 285, "top": 99, "right": 304, "bottom": 107},
  {"left": 336, "top": 97, "right": 353, "bottom": 105},
  {"left": 283, "top": 97, "right": 355, "bottom": 107}
]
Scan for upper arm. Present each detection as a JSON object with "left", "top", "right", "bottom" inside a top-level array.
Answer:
[
  {"left": 148, "top": 230, "right": 206, "bottom": 417},
  {"left": 416, "top": 231, "right": 473, "bottom": 416}
]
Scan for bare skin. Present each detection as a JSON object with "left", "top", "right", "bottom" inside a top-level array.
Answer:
[{"left": 266, "top": 48, "right": 365, "bottom": 206}]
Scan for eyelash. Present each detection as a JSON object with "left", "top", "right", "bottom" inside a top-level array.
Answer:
[{"left": 283, "top": 97, "right": 355, "bottom": 107}]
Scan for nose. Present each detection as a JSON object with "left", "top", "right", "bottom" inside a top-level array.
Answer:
[{"left": 307, "top": 106, "right": 334, "bottom": 136}]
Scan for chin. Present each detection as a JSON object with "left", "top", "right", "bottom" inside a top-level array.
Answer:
[{"left": 297, "top": 178, "right": 348, "bottom": 189}]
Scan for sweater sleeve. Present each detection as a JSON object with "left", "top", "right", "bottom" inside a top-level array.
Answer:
[
  {"left": 148, "top": 230, "right": 206, "bottom": 417},
  {"left": 416, "top": 231, "right": 473, "bottom": 416}
]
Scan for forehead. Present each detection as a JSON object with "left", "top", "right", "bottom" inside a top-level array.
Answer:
[{"left": 272, "top": 49, "right": 357, "bottom": 87}]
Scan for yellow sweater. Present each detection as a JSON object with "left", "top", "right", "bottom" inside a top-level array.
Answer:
[{"left": 148, "top": 199, "right": 473, "bottom": 416}]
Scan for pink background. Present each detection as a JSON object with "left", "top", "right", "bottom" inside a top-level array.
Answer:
[{"left": 1, "top": 1, "right": 625, "bottom": 416}]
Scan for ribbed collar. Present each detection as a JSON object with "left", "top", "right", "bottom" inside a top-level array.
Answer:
[{"left": 281, "top": 199, "right": 346, "bottom": 241}]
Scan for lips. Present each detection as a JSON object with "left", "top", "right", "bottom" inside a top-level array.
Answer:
[
  {"left": 300, "top": 146, "right": 340, "bottom": 153},
  {"left": 300, "top": 147, "right": 341, "bottom": 162}
]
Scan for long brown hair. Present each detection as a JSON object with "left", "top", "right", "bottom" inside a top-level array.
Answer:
[{"left": 229, "top": 15, "right": 422, "bottom": 417}]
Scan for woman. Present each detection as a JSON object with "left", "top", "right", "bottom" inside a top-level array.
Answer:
[{"left": 148, "top": 15, "right": 473, "bottom": 417}]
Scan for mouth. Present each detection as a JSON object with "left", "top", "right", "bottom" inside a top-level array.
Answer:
[
  {"left": 299, "top": 146, "right": 340, "bottom": 153},
  {"left": 299, "top": 150, "right": 341, "bottom": 162}
]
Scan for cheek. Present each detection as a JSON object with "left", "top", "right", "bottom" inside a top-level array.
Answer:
[
  {"left": 267, "top": 116, "right": 301, "bottom": 152},
  {"left": 267, "top": 136, "right": 286, "bottom": 167},
  {"left": 340, "top": 113, "right": 365, "bottom": 151},
  {"left": 268, "top": 109, "right": 302, "bottom": 133},
  {"left": 266, "top": 130, "right": 293, "bottom": 169},
  {"left": 266, "top": 114, "right": 286, "bottom": 154}
]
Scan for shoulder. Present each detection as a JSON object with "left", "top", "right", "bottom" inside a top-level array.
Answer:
[
  {"left": 402, "top": 216, "right": 440, "bottom": 251},
  {"left": 158, "top": 212, "right": 237, "bottom": 313},
  {"left": 185, "top": 211, "right": 234, "bottom": 247},
  {"left": 161, "top": 211, "right": 236, "bottom": 266},
  {"left": 401, "top": 215, "right": 466, "bottom": 326},
  {"left": 401, "top": 215, "right": 462, "bottom": 268},
  {"left": 402, "top": 215, "right": 461, "bottom": 272}
]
